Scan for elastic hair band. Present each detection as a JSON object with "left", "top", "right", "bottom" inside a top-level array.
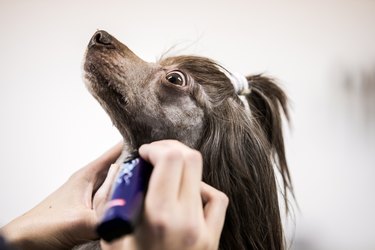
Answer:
[{"left": 227, "top": 72, "right": 251, "bottom": 95}]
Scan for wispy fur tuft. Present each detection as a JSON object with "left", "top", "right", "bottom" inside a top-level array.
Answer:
[{"left": 246, "top": 74, "right": 293, "bottom": 210}]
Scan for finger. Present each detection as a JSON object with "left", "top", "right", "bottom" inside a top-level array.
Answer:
[
  {"left": 201, "top": 182, "right": 229, "bottom": 236},
  {"left": 139, "top": 139, "right": 185, "bottom": 163},
  {"left": 99, "top": 164, "right": 121, "bottom": 198},
  {"left": 179, "top": 149, "right": 203, "bottom": 205},
  {"left": 93, "top": 164, "right": 121, "bottom": 217},
  {"left": 139, "top": 141, "right": 184, "bottom": 202}
]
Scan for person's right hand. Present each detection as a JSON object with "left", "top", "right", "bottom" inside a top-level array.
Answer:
[{"left": 100, "top": 140, "right": 229, "bottom": 250}]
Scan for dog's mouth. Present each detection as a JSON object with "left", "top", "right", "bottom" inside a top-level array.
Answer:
[{"left": 83, "top": 30, "right": 155, "bottom": 110}]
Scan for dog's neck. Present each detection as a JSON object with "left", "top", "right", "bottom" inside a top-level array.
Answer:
[{"left": 115, "top": 140, "right": 135, "bottom": 164}]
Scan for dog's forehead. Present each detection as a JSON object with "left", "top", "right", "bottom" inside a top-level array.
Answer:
[{"left": 159, "top": 55, "right": 219, "bottom": 71}]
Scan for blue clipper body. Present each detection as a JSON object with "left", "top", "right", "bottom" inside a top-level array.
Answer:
[{"left": 97, "top": 152, "right": 153, "bottom": 242}]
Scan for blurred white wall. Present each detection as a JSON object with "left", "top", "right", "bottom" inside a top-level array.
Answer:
[{"left": 1, "top": 0, "right": 374, "bottom": 249}]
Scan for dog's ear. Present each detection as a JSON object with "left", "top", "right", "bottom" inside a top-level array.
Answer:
[{"left": 245, "top": 74, "right": 292, "bottom": 203}]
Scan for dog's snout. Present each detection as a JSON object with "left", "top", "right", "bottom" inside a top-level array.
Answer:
[{"left": 89, "top": 30, "right": 113, "bottom": 48}]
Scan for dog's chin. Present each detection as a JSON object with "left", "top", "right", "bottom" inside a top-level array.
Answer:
[
  {"left": 84, "top": 59, "right": 129, "bottom": 109},
  {"left": 83, "top": 63, "right": 137, "bottom": 151}
]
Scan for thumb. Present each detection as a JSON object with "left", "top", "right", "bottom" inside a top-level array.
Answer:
[
  {"left": 74, "top": 164, "right": 121, "bottom": 243},
  {"left": 93, "top": 163, "right": 121, "bottom": 218}
]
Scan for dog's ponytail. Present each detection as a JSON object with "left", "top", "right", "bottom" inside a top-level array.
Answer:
[{"left": 245, "top": 74, "right": 292, "bottom": 206}]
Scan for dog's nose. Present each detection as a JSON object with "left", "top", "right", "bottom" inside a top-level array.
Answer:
[{"left": 88, "top": 30, "right": 113, "bottom": 48}]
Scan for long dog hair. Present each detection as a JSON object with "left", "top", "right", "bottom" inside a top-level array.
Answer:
[{"left": 83, "top": 30, "right": 293, "bottom": 250}]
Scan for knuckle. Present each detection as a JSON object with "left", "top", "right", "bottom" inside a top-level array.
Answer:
[
  {"left": 216, "top": 191, "right": 229, "bottom": 206},
  {"left": 184, "top": 150, "right": 203, "bottom": 174},
  {"left": 185, "top": 149, "right": 203, "bottom": 163},
  {"left": 160, "top": 147, "right": 183, "bottom": 162},
  {"left": 180, "top": 222, "right": 199, "bottom": 246},
  {"left": 146, "top": 210, "right": 171, "bottom": 237}
]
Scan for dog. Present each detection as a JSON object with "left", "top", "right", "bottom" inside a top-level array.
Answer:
[{"left": 82, "top": 30, "right": 293, "bottom": 250}]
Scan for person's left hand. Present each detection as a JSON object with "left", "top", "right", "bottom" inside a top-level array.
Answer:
[{"left": 1, "top": 142, "right": 123, "bottom": 249}]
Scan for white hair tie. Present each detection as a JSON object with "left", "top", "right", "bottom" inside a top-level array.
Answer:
[
  {"left": 227, "top": 72, "right": 251, "bottom": 95},
  {"left": 224, "top": 71, "right": 251, "bottom": 113}
]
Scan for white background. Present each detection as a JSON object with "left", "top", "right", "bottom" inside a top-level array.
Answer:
[{"left": 1, "top": 1, "right": 375, "bottom": 249}]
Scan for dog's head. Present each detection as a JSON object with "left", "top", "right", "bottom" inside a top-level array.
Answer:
[
  {"left": 83, "top": 30, "right": 240, "bottom": 150},
  {"left": 84, "top": 30, "right": 292, "bottom": 249}
]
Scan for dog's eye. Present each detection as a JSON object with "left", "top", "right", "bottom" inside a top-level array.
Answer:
[{"left": 166, "top": 71, "right": 186, "bottom": 86}]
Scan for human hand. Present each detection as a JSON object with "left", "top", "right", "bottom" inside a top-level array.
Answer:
[
  {"left": 1, "top": 142, "right": 123, "bottom": 249},
  {"left": 100, "top": 140, "right": 229, "bottom": 250}
]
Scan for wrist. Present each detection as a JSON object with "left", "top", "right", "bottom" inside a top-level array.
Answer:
[
  {"left": 1, "top": 218, "right": 32, "bottom": 249},
  {"left": 1, "top": 215, "right": 59, "bottom": 250}
]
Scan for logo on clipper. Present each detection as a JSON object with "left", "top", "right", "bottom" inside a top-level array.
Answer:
[
  {"left": 118, "top": 158, "right": 139, "bottom": 185},
  {"left": 107, "top": 198, "right": 126, "bottom": 208}
]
